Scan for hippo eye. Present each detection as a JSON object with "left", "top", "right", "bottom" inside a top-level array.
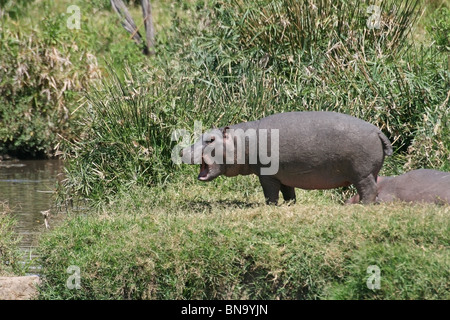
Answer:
[{"left": 206, "top": 136, "right": 215, "bottom": 144}]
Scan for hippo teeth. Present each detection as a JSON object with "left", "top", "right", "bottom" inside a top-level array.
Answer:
[{"left": 198, "top": 160, "right": 209, "bottom": 180}]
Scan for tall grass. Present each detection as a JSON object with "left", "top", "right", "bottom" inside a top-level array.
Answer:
[
  {"left": 60, "top": 66, "right": 186, "bottom": 203},
  {"left": 0, "top": 203, "right": 23, "bottom": 276},
  {"left": 218, "top": 0, "right": 421, "bottom": 60}
]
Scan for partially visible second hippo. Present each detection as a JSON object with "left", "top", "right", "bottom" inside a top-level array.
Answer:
[{"left": 346, "top": 169, "right": 450, "bottom": 204}]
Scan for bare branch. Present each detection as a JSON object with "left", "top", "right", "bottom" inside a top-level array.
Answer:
[
  {"left": 111, "top": 0, "right": 145, "bottom": 51},
  {"left": 141, "top": 0, "right": 155, "bottom": 55}
]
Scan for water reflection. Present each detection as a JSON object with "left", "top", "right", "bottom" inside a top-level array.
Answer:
[{"left": 0, "top": 160, "right": 64, "bottom": 250}]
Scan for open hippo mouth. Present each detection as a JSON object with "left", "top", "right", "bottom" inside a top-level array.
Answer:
[
  {"left": 198, "top": 159, "right": 211, "bottom": 181},
  {"left": 198, "top": 157, "right": 220, "bottom": 181}
]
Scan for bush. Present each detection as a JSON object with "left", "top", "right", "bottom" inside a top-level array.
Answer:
[
  {"left": 0, "top": 4, "right": 102, "bottom": 158},
  {"left": 0, "top": 0, "right": 151, "bottom": 158}
]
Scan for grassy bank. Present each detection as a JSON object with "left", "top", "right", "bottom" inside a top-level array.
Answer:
[{"left": 38, "top": 178, "right": 449, "bottom": 299}]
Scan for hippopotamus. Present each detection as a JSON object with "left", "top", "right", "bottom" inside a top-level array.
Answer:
[
  {"left": 180, "top": 111, "right": 393, "bottom": 204},
  {"left": 346, "top": 169, "right": 450, "bottom": 204}
]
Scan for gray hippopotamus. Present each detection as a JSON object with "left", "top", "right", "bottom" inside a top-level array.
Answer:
[
  {"left": 346, "top": 169, "right": 450, "bottom": 204},
  {"left": 181, "top": 111, "right": 393, "bottom": 204}
]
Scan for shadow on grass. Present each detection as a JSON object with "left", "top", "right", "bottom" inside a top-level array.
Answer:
[{"left": 181, "top": 199, "right": 262, "bottom": 213}]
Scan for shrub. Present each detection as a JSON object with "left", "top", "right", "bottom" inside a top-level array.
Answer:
[
  {"left": 0, "top": 8, "right": 102, "bottom": 158},
  {"left": 0, "top": 0, "right": 151, "bottom": 158}
]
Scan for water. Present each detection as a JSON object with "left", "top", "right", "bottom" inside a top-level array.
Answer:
[{"left": 0, "top": 160, "right": 64, "bottom": 270}]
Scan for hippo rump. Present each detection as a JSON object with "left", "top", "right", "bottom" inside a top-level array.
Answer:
[
  {"left": 181, "top": 111, "right": 393, "bottom": 204},
  {"left": 346, "top": 169, "right": 450, "bottom": 204}
]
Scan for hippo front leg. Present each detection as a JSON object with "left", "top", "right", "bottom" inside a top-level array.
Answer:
[{"left": 258, "top": 176, "right": 282, "bottom": 205}]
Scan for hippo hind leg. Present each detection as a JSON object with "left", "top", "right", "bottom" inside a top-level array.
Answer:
[
  {"left": 353, "top": 174, "right": 378, "bottom": 204},
  {"left": 280, "top": 184, "right": 296, "bottom": 204}
]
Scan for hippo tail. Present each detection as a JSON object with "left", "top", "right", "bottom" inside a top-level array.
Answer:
[{"left": 378, "top": 131, "right": 393, "bottom": 156}]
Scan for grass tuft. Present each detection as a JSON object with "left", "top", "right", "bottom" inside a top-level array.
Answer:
[{"left": 0, "top": 202, "right": 25, "bottom": 276}]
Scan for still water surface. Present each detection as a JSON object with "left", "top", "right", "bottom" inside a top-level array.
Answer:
[{"left": 0, "top": 160, "right": 64, "bottom": 255}]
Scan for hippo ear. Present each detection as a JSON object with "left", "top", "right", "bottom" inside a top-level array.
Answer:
[{"left": 222, "top": 126, "right": 231, "bottom": 138}]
